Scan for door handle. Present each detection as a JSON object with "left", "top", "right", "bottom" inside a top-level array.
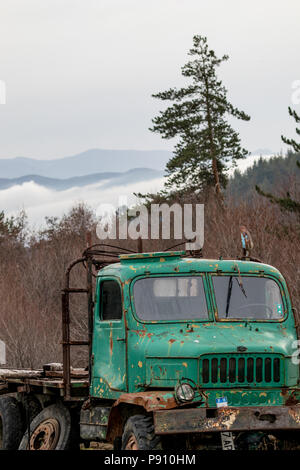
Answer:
[{"left": 116, "top": 337, "right": 125, "bottom": 342}]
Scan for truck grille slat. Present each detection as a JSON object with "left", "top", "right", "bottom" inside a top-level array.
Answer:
[
  {"left": 274, "top": 358, "right": 280, "bottom": 382},
  {"left": 247, "top": 357, "right": 254, "bottom": 382},
  {"left": 256, "top": 357, "right": 263, "bottom": 382},
  {"left": 201, "top": 354, "right": 283, "bottom": 387}
]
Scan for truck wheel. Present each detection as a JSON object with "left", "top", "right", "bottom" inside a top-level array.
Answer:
[
  {"left": 0, "top": 396, "right": 23, "bottom": 450},
  {"left": 21, "top": 395, "right": 42, "bottom": 431},
  {"left": 18, "top": 403, "right": 76, "bottom": 450},
  {"left": 122, "top": 415, "right": 162, "bottom": 450}
]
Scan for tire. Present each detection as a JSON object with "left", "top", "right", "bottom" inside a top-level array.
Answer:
[
  {"left": 121, "top": 415, "right": 162, "bottom": 450},
  {"left": 0, "top": 395, "right": 23, "bottom": 450},
  {"left": 21, "top": 395, "right": 42, "bottom": 433},
  {"left": 18, "top": 403, "right": 77, "bottom": 450}
]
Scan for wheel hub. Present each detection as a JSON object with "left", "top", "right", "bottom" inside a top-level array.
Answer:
[{"left": 29, "top": 418, "right": 60, "bottom": 450}]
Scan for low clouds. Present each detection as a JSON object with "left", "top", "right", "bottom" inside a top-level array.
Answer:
[
  {"left": 0, "top": 152, "right": 274, "bottom": 228},
  {"left": 1, "top": 177, "right": 165, "bottom": 228}
]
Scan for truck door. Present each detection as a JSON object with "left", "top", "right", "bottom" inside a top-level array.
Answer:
[{"left": 90, "top": 277, "right": 127, "bottom": 397}]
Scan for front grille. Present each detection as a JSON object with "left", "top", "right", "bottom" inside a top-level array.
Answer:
[{"left": 200, "top": 354, "right": 283, "bottom": 387}]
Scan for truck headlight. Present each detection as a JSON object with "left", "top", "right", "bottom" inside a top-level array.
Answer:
[{"left": 175, "top": 383, "right": 195, "bottom": 403}]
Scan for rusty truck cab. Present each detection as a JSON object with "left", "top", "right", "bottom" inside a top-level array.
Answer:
[{"left": 82, "top": 250, "right": 300, "bottom": 447}]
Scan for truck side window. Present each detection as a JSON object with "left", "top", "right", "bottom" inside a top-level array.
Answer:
[{"left": 100, "top": 280, "right": 122, "bottom": 321}]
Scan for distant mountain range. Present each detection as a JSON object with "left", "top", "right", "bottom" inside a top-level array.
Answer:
[
  {"left": 0, "top": 168, "right": 164, "bottom": 191},
  {"left": 0, "top": 149, "right": 171, "bottom": 179},
  {"left": 0, "top": 147, "right": 281, "bottom": 195}
]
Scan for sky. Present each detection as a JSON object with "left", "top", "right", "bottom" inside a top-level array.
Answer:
[{"left": 0, "top": 0, "right": 299, "bottom": 160}]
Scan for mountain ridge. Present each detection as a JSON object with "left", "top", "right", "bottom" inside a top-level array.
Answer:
[
  {"left": 0, "top": 149, "right": 171, "bottom": 178},
  {"left": 0, "top": 168, "right": 164, "bottom": 191}
]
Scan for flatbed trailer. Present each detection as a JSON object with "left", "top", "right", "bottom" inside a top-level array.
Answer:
[{"left": 0, "top": 368, "right": 89, "bottom": 400}]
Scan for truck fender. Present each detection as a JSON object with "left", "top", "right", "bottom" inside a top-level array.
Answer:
[{"left": 106, "top": 391, "right": 177, "bottom": 442}]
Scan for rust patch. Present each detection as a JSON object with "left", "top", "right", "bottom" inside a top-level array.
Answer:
[
  {"left": 106, "top": 392, "right": 177, "bottom": 443},
  {"left": 112, "top": 391, "right": 177, "bottom": 412},
  {"left": 154, "top": 405, "right": 300, "bottom": 435},
  {"left": 284, "top": 390, "right": 299, "bottom": 406},
  {"left": 131, "top": 329, "right": 148, "bottom": 338},
  {"left": 109, "top": 328, "right": 113, "bottom": 356},
  {"left": 288, "top": 407, "right": 300, "bottom": 424}
]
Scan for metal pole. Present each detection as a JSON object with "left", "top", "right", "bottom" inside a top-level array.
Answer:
[
  {"left": 62, "top": 290, "right": 71, "bottom": 399},
  {"left": 138, "top": 237, "right": 143, "bottom": 253},
  {"left": 87, "top": 255, "right": 93, "bottom": 380}
]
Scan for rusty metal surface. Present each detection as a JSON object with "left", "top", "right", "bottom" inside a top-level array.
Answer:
[
  {"left": 62, "top": 256, "right": 87, "bottom": 399},
  {"left": 154, "top": 405, "right": 300, "bottom": 434},
  {"left": 45, "top": 369, "right": 88, "bottom": 379},
  {"left": 106, "top": 391, "right": 198, "bottom": 443},
  {"left": 0, "top": 376, "right": 89, "bottom": 401},
  {"left": 29, "top": 418, "right": 60, "bottom": 450},
  {"left": 112, "top": 391, "right": 178, "bottom": 412},
  {"left": 80, "top": 405, "right": 111, "bottom": 441}
]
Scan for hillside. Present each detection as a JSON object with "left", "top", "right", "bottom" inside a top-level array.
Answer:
[{"left": 227, "top": 152, "right": 300, "bottom": 199}]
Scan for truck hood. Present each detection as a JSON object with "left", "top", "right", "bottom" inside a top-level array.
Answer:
[
  {"left": 142, "top": 322, "right": 295, "bottom": 358},
  {"left": 128, "top": 321, "right": 298, "bottom": 388}
]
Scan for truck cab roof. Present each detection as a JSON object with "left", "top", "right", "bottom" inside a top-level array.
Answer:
[{"left": 97, "top": 250, "right": 284, "bottom": 283}]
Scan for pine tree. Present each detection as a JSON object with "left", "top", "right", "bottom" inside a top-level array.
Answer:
[
  {"left": 256, "top": 107, "right": 300, "bottom": 213},
  {"left": 150, "top": 35, "right": 250, "bottom": 196},
  {"left": 281, "top": 107, "right": 300, "bottom": 153}
]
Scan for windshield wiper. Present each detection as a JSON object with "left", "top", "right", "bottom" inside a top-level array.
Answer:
[
  {"left": 225, "top": 275, "right": 247, "bottom": 318},
  {"left": 233, "top": 262, "right": 247, "bottom": 299},
  {"left": 225, "top": 276, "right": 233, "bottom": 318}
]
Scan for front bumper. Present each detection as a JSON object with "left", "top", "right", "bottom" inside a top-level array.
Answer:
[{"left": 154, "top": 405, "right": 300, "bottom": 434}]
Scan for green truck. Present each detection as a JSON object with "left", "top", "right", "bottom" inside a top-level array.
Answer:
[{"left": 0, "top": 243, "right": 300, "bottom": 450}]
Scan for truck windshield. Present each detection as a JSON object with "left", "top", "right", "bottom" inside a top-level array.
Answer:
[
  {"left": 213, "top": 276, "right": 284, "bottom": 320},
  {"left": 133, "top": 276, "right": 208, "bottom": 321}
]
